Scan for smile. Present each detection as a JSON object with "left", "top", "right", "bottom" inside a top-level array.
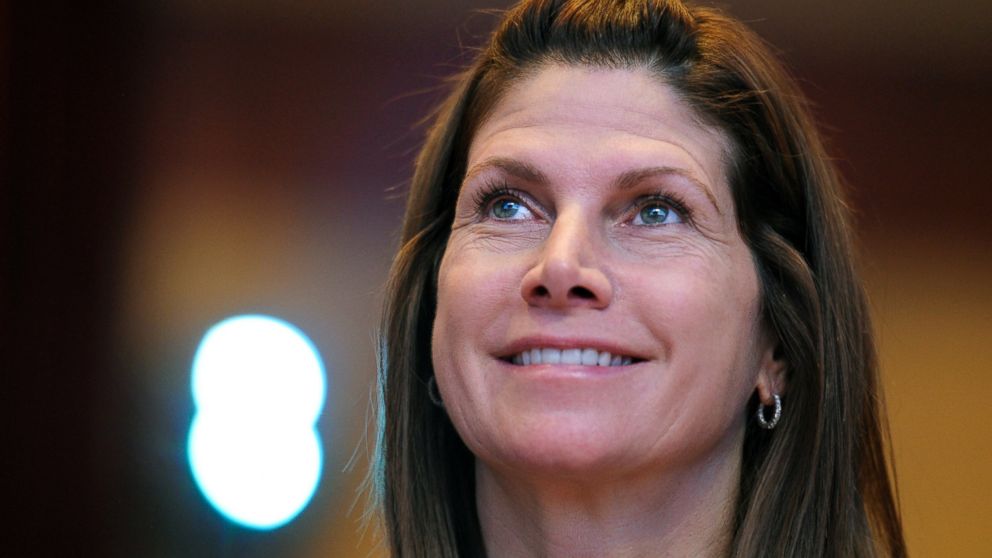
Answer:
[{"left": 506, "top": 348, "right": 637, "bottom": 367}]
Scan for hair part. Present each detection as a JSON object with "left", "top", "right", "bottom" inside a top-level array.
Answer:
[{"left": 370, "top": 1, "right": 905, "bottom": 556}]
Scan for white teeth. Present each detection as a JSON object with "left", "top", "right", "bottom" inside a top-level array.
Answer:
[
  {"left": 561, "top": 349, "right": 582, "bottom": 365},
  {"left": 542, "top": 348, "right": 561, "bottom": 364},
  {"left": 510, "top": 348, "right": 635, "bottom": 367},
  {"left": 581, "top": 348, "right": 599, "bottom": 366},
  {"left": 597, "top": 351, "right": 612, "bottom": 367}
]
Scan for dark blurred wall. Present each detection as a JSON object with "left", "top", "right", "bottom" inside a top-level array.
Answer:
[
  {"left": 6, "top": 1, "right": 990, "bottom": 556},
  {"left": 6, "top": 3, "right": 142, "bottom": 555}
]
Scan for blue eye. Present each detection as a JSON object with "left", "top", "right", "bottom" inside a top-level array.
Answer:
[
  {"left": 634, "top": 202, "right": 682, "bottom": 226},
  {"left": 491, "top": 198, "right": 532, "bottom": 220}
]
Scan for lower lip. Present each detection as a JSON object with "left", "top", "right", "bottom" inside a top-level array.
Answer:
[{"left": 496, "top": 358, "right": 637, "bottom": 378}]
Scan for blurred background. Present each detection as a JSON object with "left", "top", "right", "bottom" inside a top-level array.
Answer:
[{"left": 5, "top": 1, "right": 990, "bottom": 556}]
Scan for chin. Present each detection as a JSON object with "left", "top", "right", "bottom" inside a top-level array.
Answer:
[{"left": 475, "top": 413, "right": 650, "bottom": 479}]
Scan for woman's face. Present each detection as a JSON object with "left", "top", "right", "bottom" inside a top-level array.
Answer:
[{"left": 432, "top": 64, "right": 779, "bottom": 480}]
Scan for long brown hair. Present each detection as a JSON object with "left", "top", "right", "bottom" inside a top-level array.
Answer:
[{"left": 370, "top": 1, "right": 905, "bottom": 556}]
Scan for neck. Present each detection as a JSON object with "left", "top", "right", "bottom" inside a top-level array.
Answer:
[{"left": 476, "top": 455, "right": 739, "bottom": 558}]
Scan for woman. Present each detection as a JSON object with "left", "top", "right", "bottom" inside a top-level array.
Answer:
[{"left": 371, "top": 1, "right": 905, "bottom": 556}]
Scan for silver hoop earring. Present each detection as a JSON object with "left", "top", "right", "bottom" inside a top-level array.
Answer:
[
  {"left": 427, "top": 376, "right": 444, "bottom": 408},
  {"left": 756, "top": 394, "right": 782, "bottom": 430}
]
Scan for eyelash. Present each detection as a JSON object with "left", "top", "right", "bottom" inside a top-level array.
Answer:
[
  {"left": 471, "top": 179, "right": 693, "bottom": 225},
  {"left": 471, "top": 180, "right": 525, "bottom": 218},
  {"left": 634, "top": 192, "right": 693, "bottom": 225}
]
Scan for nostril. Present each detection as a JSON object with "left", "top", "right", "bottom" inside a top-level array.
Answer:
[
  {"left": 533, "top": 285, "right": 549, "bottom": 297},
  {"left": 569, "top": 286, "right": 595, "bottom": 299}
]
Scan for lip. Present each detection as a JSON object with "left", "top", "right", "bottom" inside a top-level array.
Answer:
[{"left": 496, "top": 335, "right": 649, "bottom": 363}]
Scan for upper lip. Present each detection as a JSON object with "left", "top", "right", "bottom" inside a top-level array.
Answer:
[{"left": 496, "top": 335, "right": 648, "bottom": 361}]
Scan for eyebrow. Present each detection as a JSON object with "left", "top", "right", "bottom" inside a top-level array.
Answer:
[
  {"left": 615, "top": 166, "right": 721, "bottom": 215},
  {"left": 464, "top": 156, "right": 721, "bottom": 215},
  {"left": 463, "top": 157, "right": 549, "bottom": 185}
]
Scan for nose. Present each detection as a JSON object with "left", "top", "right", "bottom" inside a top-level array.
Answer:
[{"left": 520, "top": 212, "right": 613, "bottom": 310}]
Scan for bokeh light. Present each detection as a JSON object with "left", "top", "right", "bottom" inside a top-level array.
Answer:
[{"left": 188, "top": 315, "right": 326, "bottom": 530}]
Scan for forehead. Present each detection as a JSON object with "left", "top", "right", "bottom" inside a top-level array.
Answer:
[{"left": 468, "top": 64, "right": 731, "bottom": 199}]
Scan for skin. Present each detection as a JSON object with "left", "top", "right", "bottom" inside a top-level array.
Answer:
[{"left": 432, "top": 64, "right": 785, "bottom": 557}]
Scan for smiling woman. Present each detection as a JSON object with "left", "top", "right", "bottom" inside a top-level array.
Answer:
[
  {"left": 371, "top": 1, "right": 905, "bottom": 557},
  {"left": 436, "top": 65, "right": 772, "bottom": 498}
]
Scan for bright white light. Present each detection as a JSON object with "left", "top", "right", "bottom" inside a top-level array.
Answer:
[
  {"left": 187, "top": 315, "right": 326, "bottom": 530},
  {"left": 188, "top": 416, "right": 322, "bottom": 529}
]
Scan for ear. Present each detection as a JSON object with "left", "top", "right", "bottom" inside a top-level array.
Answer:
[{"left": 755, "top": 339, "right": 787, "bottom": 405}]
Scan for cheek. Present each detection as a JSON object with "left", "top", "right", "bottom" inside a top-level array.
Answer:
[
  {"left": 623, "top": 264, "right": 763, "bottom": 455},
  {"left": 632, "top": 251, "right": 764, "bottom": 386},
  {"left": 432, "top": 242, "right": 522, "bottom": 367},
  {"left": 432, "top": 252, "right": 465, "bottom": 368},
  {"left": 431, "top": 242, "right": 528, "bottom": 455}
]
